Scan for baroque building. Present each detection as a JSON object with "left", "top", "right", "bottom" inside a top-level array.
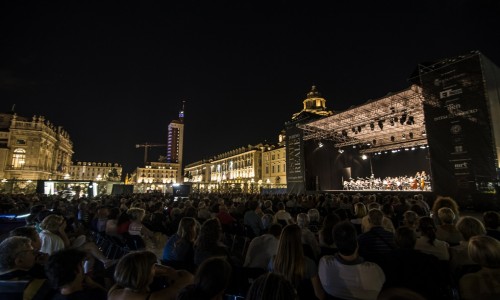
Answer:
[
  {"left": 132, "top": 161, "right": 179, "bottom": 193},
  {"left": 0, "top": 113, "right": 73, "bottom": 181},
  {"left": 68, "top": 161, "right": 122, "bottom": 181}
]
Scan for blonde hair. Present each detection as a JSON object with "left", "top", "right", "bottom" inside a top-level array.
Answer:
[
  {"left": 273, "top": 224, "right": 305, "bottom": 286},
  {"left": 431, "top": 196, "right": 459, "bottom": 216},
  {"left": 127, "top": 208, "right": 146, "bottom": 221},
  {"left": 467, "top": 235, "right": 500, "bottom": 268},
  {"left": 40, "top": 214, "right": 64, "bottom": 232},
  {"left": 437, "top": 207, "right": 455, "bottom": 224},
  {"left": 354, "top": 202, "right": 367, "bottom": 218},
  {"left": 113, "top": 250, "right": 157, "bottom": 292}
]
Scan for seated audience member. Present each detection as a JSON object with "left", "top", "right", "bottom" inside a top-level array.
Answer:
[
  {"left": 0, "top": 236, "right": 38, "bottom": 280},
  {"left": 105, "top": 207, "right": 122, "bottom": 238},
  {"left": 357, "top": 209, "right": 396, "bottom": 264},
  {"left": 243, "top": 201, "right": 263, "bottom": 238},
  {"left": 269, "top": 224, "right": 325, "bottom": 300},
  {"left": 246, "top": 272, "right": 297, "bottom": 300},
  {"left": 244, "top": 223, "right": 282, "bottom": 270},
  {"left": 296, "top": 213, "right": 321, "bottom": 260},
  {"left": 483, "top": 211, "right": 500, "bottom": 240},
  {"left": 162, "top": 217, "right": 198, "bottom": 269},
  {"left": 431, "top": 196, "right": 460, "bottom": 226},
  {"left": 194, "top": 218, "right": 231, "bottom": 266},
  {"left": 216, "top": 204, "right": 236, "bottom": 230},
  {"left": 414, "top": 216, "right": 449, "bottom": 261},
  {"left": 449, "top": 216, "right": 487, "bottom": 279},
  {"left": 402, "top": 210, "right": 420, "bottom": 235},
  {"left": 318, "top": 221, "right": 385, "bottom": 300},
  {"left": 361, "top": 203, "right": 395, "bottom": 233},
  {"left": 127, "top": 207, "right": 155, "bottom": 247},
  {"left": 274, "top": 202, "right": 294, "bottom": 225},
  {"left": 39, "top": 214, "right": 70, "bottom": 255},
  {"left": 435, "top": 207, "right": 464, "bottom": 246},
  {"left": 381, "top": 226, "right": 448, "bottom": 299},
  {"left": 319, "top": 213, "right": 340, "bottom": 249},
  {"left": 108, "top": 250, "right": 193, "bottom": 300},
  {"left": 307, "top": 209, "right": 321, "bottom": 234},
  {"left": 350, "top": 203, "right": 367, "bottom": 234},
  {"left": 45, "top": 249, "right": 107, "bottom": 300},
  {"left": 177, "top": 257, "right": 232, "bottom": 300},
  {"left": 459, "top": 235, "right": 500, "bottom": 300},
  {"left": 9, "top": 226, "right": 49, "bottom": 278}
]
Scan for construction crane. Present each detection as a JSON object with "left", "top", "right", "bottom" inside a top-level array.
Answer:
[{"left": 136, "top": 143, "right": 167, "bottom": 164}]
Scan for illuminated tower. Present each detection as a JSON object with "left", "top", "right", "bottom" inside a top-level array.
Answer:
[{"left": 167, "top": 101, "right": 185, "bottom": 183}]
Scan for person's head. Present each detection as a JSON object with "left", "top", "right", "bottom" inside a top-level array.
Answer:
[
  {"left": 113, "top": 250, "right": 157, "bottom": 292},
  {"left": 40, "top": 214, "right": 65, "bottom": 232},
  {"left": 261, "top": 214, "right": 275, "bottom": 230},
  {"left": 483, "top": 211, "right": 500, "bottom": 229},
  {"left": 127, "top": 207, "right": 146, "bottom": 221},
  {"left": 9, "top": 226, "right": 42, "bottom": 251},
  {"left": 274, "top": 224, "right": 304, "bottom": 284},
  {"left": 277, "top": 202, "right": 285, "bottom": 211},
  {"left": 456, "top": 216, "right": 486, "bottom": 241},
  {"left": 353, "top": 202, "right": 367, "bottom": 218},
  {"left": 108, "top": 207, "right": 121, "bottom": 220},
  {"left": 368, "top": 209, "right": 384, "bottom": 226},
  {"left": 246, "top": 272, "right": 297, "bottom": 300},
  {"left": 417, "top": 216, "right": 437, "bottom": 244},
  {"left": 467, "top": 235, "right": 500, "bottom": 268},
  {"left": 403, "top": 211, "right": 419, "bottom": 227},
  {"left": 45, "top": 249, "right": 87, "bottom": 289},
  {"left": 367, "top": 202, "right": 380, "bottom": 211},
  {"left": 437, "top": 207, "right": 456, "bottom": 225},
  {"left": 296, "top": 213, "right": 309, "bottom": 228},
  {"left": 307, "top": 209, "right": 320, "bottom": 223},
  {"left": 0, "top": 236, "right": 35, "bottom": 272},
  {"left": 395, "top": 226, "right": 417, "bottom": 249},
  {"left": 178, "top": 257, "right": 232, "bottom": 300},
  {"left": 177, "top": 217, "right": 198, "bottom": 242},
  {"left": 196, "top": 218, "right": 222, "bottom": 249},
  {"left": 431, "top": 196, "right": 459, "bottom": 215},
  {"left": 268, "top": 223, "right": 283, "bottom": 238},
  {"left": 264, "top": 200, "right": 273, "bottom": 210},
  {"left": 333, "top": 221, "right": 358, "bottom": 256}
]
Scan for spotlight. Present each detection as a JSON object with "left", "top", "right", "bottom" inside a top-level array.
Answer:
[
  {"left": 391, "top": 136, "right": 395, "bottom": 142},
  {"left": 318, "top": 142, "right": 324, "bottom": 148},
  {"left": 338, "top": 149, "right": 344, "bottom": 153},
  {"left": 370, "top": 122, "right": 374, "bottom": 130},
  {"left": 361, "top": 154, "right": 368, "bottom": 160}
]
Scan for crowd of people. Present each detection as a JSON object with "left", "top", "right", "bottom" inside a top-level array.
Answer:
[{"left": 0, "top": 191, "right": 499, "bottom": 300}]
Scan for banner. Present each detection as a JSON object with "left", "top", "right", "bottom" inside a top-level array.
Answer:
[{"left": 286, "top": 125, "right": 306, "bottom": 194}]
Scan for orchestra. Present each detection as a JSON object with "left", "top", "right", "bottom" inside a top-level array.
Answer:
[{"left": 343, "top": 171, "right": 431, "bottom": 191}]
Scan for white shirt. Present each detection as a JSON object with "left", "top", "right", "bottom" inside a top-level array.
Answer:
[
  {"left": 415, "top": 236, "right": 450, "bottom": 260},
  {"left": 39, "top": 230, "right": 65, "bottom": 255},
  {"left": 319, "top": 255, "right": 385, "bottom": 300}
]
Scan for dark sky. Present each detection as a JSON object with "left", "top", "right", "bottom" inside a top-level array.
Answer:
[{"left": 1, "top": 1, "right": 499, "bottom": 175}]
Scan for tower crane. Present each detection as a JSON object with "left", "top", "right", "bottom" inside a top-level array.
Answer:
[{"left": 135, "top": 143, "right": 167, "bottom": 164}]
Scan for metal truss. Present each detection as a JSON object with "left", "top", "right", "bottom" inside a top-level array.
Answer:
[{"left": 298, "top": 85, "right": 428, "bottom": 151}]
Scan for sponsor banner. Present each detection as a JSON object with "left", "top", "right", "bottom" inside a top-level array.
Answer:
[{"left": 286, "top": 126, "right": 306, "bottom": 194}]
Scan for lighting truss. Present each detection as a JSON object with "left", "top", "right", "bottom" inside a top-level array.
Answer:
[{"left": 298, "top": 85, "right": 427, "bottom": 151}]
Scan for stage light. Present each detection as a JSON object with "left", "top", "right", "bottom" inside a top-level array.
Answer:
[
  {"left": 370, "top": 122, "right": 374, "bottom": 130},
  {"left": 338, "top": 149, "right": 344, "bottom": 153},
  {"left": 378, "top": 120, "right": 384, "bottom": 130},
  {"left": 318, "top": 142, "right": 324, "bottom": 148},
  {"left": 361, "top": 154, "right": 368, "bottom": 160},
  {"left": 391, "top": 136, "right": 395, "bottom": 142}
]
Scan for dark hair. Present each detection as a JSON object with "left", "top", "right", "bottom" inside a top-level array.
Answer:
[
  {"left": 395, "top": 226, "right": 417, "bottom": 249},
  {"left": 418, "top": 216, "right": 436, "bottom": 245},
  {"left": 246, "top": 272, "right": 297, "bottom": 300},
  {"left": 483, "top": 211, "right": 500, "bottom": 229},
  {"left": 9, "top": 226, "right": 38, "bottom": 240},
  {"left": 108, "top": 207, "right": 121, "bottom": 219},
  {"left": 333, "top": 221, "right": 358, "bottom": 256},
  {"left": 45, "top": 249, "right": 86, "bottom": 288},
  {"left": 177, "top": 257, "right": 232, "bottom": 300},
  {"left": 321, "top": 213, "right": 340, "bottom": 246}
]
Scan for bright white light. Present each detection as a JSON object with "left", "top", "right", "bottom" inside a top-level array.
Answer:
[
  {"left": 318, "top": 142, "right": 324, "bottom": 148},
  {"left": 361, "top": 154, "right": 368, "bottom": 160}
]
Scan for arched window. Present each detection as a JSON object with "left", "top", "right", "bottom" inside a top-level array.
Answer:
[{"left": 12, "top": 148, "right": 26, "bottom": 168}]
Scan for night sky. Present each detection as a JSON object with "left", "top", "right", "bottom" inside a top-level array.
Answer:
[{"left": 1, "top": 1, "right": 499, "bottom": 176}]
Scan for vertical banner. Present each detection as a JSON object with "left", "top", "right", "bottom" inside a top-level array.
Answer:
[
  {"left": 286, "top": 125, "right": 306, "bottom": 194},
  {"left": 419, "top": 53, "right": 497, "bottom": 198}
]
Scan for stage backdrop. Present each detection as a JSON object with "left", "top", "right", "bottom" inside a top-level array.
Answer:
[{"left": 417, "top": 52, "right": 499, "bottom": 199}]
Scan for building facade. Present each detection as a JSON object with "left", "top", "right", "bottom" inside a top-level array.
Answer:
[
  {"left": 132, "top": 161, "right": 180, "bottom": 193},
  {"left": 68, "top": 162, "right": 122, "bottom": 181},
  {"left": 167, "top": 103, "right": 185, "bottom": 183}
]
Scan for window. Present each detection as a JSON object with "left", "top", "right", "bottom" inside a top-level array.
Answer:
[
  {"left": 17, "top": 139, "right": 26, "bottom": 145},
  {"left": 12, "top": 148, "right": 26, "bottom": 168}
]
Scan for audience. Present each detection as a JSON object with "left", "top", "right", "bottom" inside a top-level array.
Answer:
[
  {"left": 318, "top": 221, "right": 385, "bottom": 300},
  {"left": 414, "top": 216, "right": 449, "bottom": 261},
  {"left": 162, "top": 217, "right": 198, "bottom": 268},
  {"left": 244, "top": 223, "right": 282, "bottom": 270},
  {"left": 483, "top": 211, "right": 500, "bottom": 240},
  {"left": 246, "top": 272, "right": 297, "bottom": 300}
]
